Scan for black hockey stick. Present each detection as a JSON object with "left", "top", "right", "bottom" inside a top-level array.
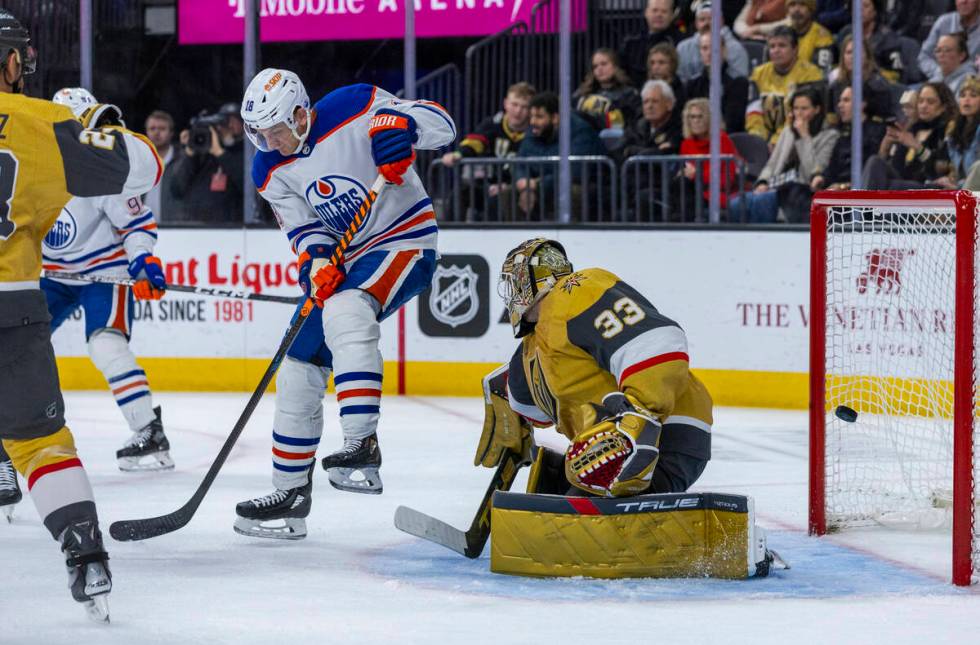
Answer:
[
  {"left": 43, "top": 270, "right": 300, "bottom": 305},
  {"left": 393, "top": 448, "right": 527, "bottom": 558},
  {"left": 109, "top": 175, "right": 387, "bottom": 542}
]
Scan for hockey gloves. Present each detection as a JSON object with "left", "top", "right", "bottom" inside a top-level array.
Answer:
[
  {"left": 368, "top": 109, "right": 418, "bottom": 186},
  {"left": 565, "top": 392, "right": 662, "bottom": 497},
  {"left": 474, "top": 365, "right": 533, "bottom": 467},
  {"left": 127, "top": 253, "right": 167, "bottom": 301},
  {"left": 298, "top": 244, "right": 345, "bottom": 307}
]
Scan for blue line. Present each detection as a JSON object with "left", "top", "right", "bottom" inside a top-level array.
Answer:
[
  {"left": 334, "top": 371, "right": 383, "bottom": 385},
  {"left": 273, "top": 431, "right": 321, "bottom": 447},
  {"left": 108, "top": 369, "right": 145, "bottom": 383},
  {"left": 117, "top": 391, "right": 150, "bottom": 406},
  {"left": 339, "top": 405, "right": 380, "bottom": 416}
]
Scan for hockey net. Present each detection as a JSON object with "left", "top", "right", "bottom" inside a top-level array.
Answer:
[{"left": 808, "top": 191, "right": 979, "bottom": 586}]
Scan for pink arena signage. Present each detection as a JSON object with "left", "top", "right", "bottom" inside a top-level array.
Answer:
[{"left": 179, "top": 0, "right": 541, "bottom": 44}]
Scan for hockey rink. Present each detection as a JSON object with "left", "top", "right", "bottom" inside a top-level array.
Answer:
[{"left": 3, "top": 392, "right": 979, "bottom": 643}]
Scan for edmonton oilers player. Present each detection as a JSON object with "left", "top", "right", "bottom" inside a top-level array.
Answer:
[
  {"left": 234, "top": 69, "right": 455, "bottom": 539},
  {"left": 41, "top": 87, "right": 173, "bottom": 472}
]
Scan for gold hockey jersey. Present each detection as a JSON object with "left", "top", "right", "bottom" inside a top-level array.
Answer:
[
  {"left": 0, "top": 94, "right": 161, "bottom": 301},
  {"left": 746, "top": 59, "right": 824, "bottom": 144},
  {"left": 507, "top": 268, "right": 712, "bottom": 460}
]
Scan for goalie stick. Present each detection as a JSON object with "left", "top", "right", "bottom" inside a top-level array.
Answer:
[
  {"left": 109, "top": 175, "right": 387, "bottom": 542},
  {"left": 393, "top": 448, "right": 528, "bottom": 558},
  {"left": 43, "top": 270, "right": 300, "bottom": 305}
]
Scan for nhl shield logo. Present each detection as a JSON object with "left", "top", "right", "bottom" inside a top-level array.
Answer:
[
  {"left": 430, "top": 264, "right": 479, "bottom": 328},
  {"left": 419, "top": 254, "right": 490, "bottom": 337}
]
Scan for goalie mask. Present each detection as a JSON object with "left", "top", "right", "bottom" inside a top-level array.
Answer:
[
  {"left": 498, "top": 238, "right": 573, "bottom": 338},
  {"left": 241, "top": 67, "right": 311, "bottom": 155}
]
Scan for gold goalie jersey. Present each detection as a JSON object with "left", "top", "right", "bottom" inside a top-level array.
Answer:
[
  {"left": 507, "top": 267, "right": 712, "bottom": 462},
  {"left": 0, "top": 94, "right": 161, "bottom": 302}
]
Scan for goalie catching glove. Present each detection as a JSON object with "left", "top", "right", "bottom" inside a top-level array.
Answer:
[
  {"left": 474, "top": 365, "right": 533, "bottom": 467},
  {"left": 565, "top": 392, "right": 662, "bottom": 497},
  {"left": 298, "top": 244, "right": 345, "bottom": 306}
]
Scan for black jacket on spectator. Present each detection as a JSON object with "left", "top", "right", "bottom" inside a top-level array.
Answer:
[
  {"left": 883, "top": 116, "right": 951, "bottom": 183},
  {"left": 459, "top": 111, "right": 525, "bottom": 159},
  {"left": 817, "top": 0, "right": 850, "bottom": 32},
  {"left": 574, "top": 85, "right": 643, "bottom": 131},
  {"left": 169, "top": 140, "right": 244, "bottom": 223},
  {"left": 621, "top": 109, "right": 684, "bottom": 159},
  {"left": 620, "top": 25, "right": 686, "bottom": 87},
  {"left": 882, "top": 0, "right": 931, "bottom": 41},
  {"left": 839, "top": 23, "right": 923, "bottom": 85},
  {"left": 821, "top": 119, "right": 888, "bottom": 186},
  {"left": 684, "top": 63, "right": 749, "bottom": 133}
]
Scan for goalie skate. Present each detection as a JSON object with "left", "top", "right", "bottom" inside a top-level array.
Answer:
[
  {"left": 116, "top": 406, "right": 174, "bottom": 472},
  {"left": 234, "top": 481, "right": 311, "bottom": 540},
  {"left": 320, "top": 433, "right": 383, "bottom": 495},
  {"left": 0, "top": 459, "right": 22, "bottom": 523},
  {"left": 60, "top": 519, "right": 112, "bottom": 624}
]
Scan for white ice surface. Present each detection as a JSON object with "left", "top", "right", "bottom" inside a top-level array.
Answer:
[{"left": 2, "top": 394, "right": 979, "bottom": 644}]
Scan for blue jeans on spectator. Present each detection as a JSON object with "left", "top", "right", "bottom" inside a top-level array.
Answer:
[{"left": 729, "top": 189, "right": 779, "bottom": 223}]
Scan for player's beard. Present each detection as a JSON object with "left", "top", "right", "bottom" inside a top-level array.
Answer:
[{"left": 536, "top": 122, "right": 555, "bottom": 142}]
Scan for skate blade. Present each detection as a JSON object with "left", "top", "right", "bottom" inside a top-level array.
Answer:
[
  {"left": 117, "top": 451, "right": 175, "bottom": 472},
  {"left": 83, "top": 594, "right": 110, "bottom": 624},
  {"left": 327, "top": 467, "right": 383, "bottom": 495},
  {"left": 2, "top": 504, "right": 14, "bottom": 523},
  {"left": 233, "top": 516, "right": 307, "bottom": 540}
]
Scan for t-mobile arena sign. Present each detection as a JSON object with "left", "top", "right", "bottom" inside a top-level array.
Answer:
[{"left": 180, "top": 0, "right": 541, "bottom": 44}]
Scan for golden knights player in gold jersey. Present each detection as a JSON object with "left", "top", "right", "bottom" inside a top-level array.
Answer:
[
  {"left": 0, "top": 10, "right": 162, "bottom": 622},
  {"left": 476, "top": 238, "right": 712, "bottom": 498}
]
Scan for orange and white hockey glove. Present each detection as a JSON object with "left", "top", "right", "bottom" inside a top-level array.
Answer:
[{"left": 298, "top": 244, "right": 345, "bottom": 307}]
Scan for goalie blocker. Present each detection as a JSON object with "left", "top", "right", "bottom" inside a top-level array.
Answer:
[{"left": 490, "top": 490, "right": 780, "bottom": 579}]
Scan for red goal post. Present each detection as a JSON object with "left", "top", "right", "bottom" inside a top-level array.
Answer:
[{"left": 808, "top": 190, "right": 978, "bottom": 586}]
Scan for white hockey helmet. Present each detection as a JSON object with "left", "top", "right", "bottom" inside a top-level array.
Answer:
[
  {"left": 241, "top": 68, "right": 311, "bottom": 154},
  {"left": 52, "top": 86, "right": 97, "bottom": 117}
]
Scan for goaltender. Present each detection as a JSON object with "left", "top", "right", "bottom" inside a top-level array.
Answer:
[{"left": 477, "top": 238, "right": 712, "bottom": 498}]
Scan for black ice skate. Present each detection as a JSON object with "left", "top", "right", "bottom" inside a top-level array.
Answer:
[
  {"left": 0, "top": 459, "right": 22, "bottom": 523},
  {"left": 320, "top": 433, "right": 383, "bottom": 495},
  {"left": 234, "top": 480, "right": 312, "bottom": 540},
  {"left": 60, "top": 519, "right": 112, "bottom": 623},
  {"left": 116, "top": 406, "right": 174, "bottom": 472}
]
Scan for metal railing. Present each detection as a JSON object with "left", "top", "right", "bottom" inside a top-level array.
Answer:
[
  {"left": 621, "top": 155, "right": 748, "bottom": 223},
  {"left": 463, "top": 22, "right": 529, "bottom": 133},
  {"left": 428, "top": 156, "right": 618, "bottom": 223},
  {"left": 399, "top": 64, "right": 463, "bottom": 174},
  {"left": 425, "top": 154, "right": 749, "bottom": 223}
]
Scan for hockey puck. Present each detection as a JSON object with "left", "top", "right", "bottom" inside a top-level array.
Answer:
[{"left": 834, "top": 405, "right": 858, "bottom": 423}]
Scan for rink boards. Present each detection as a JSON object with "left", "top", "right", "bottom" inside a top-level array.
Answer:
[{"left": 48, "top": 227, "right": 938, "bottom": 409}]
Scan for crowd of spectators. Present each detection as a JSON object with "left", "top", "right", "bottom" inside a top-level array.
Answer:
[
  {"left": 136, "top": 0, "right": 980, "bottom": 224},
  {"left": 439, "top": 0, "right": 980, "bottom": 222}
]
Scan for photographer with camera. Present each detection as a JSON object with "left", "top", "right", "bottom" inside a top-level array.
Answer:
[{"left": 169, "top": 102, "right": 244, "bottom": 223}]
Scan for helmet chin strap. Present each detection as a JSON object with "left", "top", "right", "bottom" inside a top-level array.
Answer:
[{"left": 288, "top": 107, "right": 311, "bottom": 154}]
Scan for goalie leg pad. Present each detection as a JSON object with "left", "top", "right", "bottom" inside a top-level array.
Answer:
[
  {"left": 273, "top": 357, "right": 328, "bottom": 490},
  {"left": 321, "top": 290, "right": 382, "bottom": 442},
  {"left": 490, "top": 491, "right": 779, "bottom": 579},
  {"left": 88, "top": 329, "right": 155, "bottom": 431}
]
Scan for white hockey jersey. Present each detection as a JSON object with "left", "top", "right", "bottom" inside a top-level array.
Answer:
[
  {"left": 252, "top": 84, "right": 456, "bottom": 264},
  {"left": 42, "top": 193, "right": 158, "bottom": 280}
]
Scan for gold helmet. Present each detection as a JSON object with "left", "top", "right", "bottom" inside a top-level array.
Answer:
[{"left": 498, "top": 238, "right": 572, "bottom": 338}]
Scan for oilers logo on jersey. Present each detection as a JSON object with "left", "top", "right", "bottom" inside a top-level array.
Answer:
[
  {"left": 44, "top": 209, "right": 78, "bottom": 251},
  {"left": 304, "top": 174, "right": 369, "bottom": 236}
]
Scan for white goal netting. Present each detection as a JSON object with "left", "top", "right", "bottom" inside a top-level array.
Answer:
[{"left": 821, "top": 201, "right": 978, "bottom": 579}]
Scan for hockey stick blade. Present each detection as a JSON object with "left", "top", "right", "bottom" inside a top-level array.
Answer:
[
  {"left": 393, "top": 506, "right": 472, "bottom": 557},
  {"left": 109, "top": 506, "right": 192, "bottom": 542},
  {"left": 393, "top": 449, "right": 526, "bottom": 559}
]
